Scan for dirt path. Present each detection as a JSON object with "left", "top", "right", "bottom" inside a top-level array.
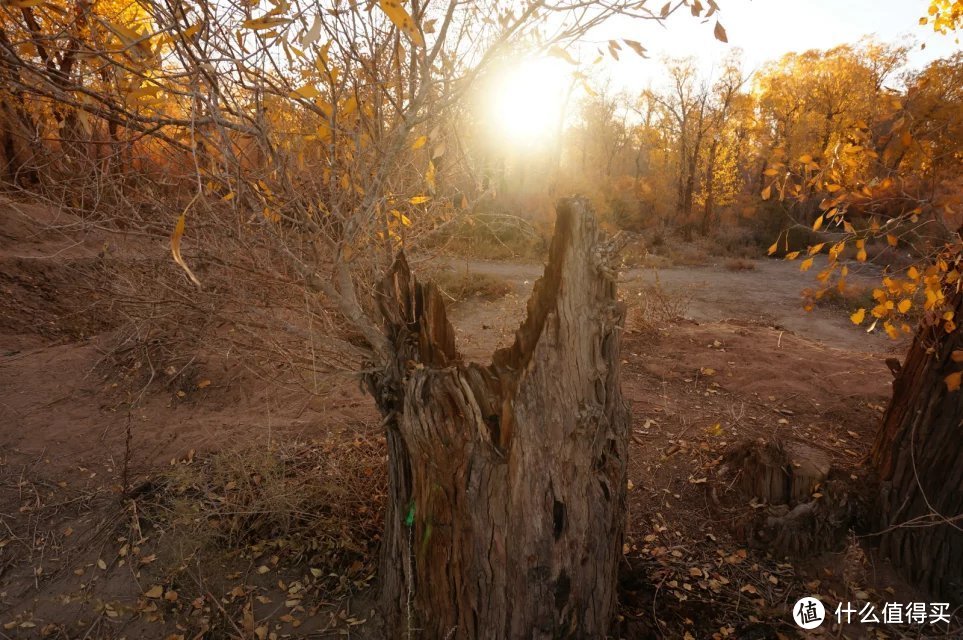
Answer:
[{"left": 442, "top": 256, "right": 895, "bottom": 360}]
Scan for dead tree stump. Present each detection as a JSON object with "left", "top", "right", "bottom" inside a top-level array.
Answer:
[
  {"left": 870, "top": 288, "right": 963, "bottom": 603},
  {"left": 733, "top": 440, "right": 831, "bottom": 506},
  {"left": 711, "top": 439, "right": 859, "bottom": 557},
  {"left": 365, "top": 198, "right": 630, "bottom": 638}
]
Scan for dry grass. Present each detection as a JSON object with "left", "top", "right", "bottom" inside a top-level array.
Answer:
[
  {"left": 127, "top": 435, "right": 387, "bottom": 621},
  {"left": 808, "top": 283, "right": 876, "bottom": 314},
  {"left": 432, "top": 268, "right": 514, "bottom": 302},
  {"left": 627, "top": 272, "right": 693, "bottom": 333},
  {"left": 427, "top": 213, "right": 547, "bottom": 261},
  {"left": 724, "top": 257, "right": 756, "bottom": 271}
]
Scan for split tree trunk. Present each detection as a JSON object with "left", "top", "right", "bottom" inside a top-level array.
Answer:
[
  {"left": 365, "top": 198, "right": 630, "bottom": 638},
  {"left": 870, "top": 290, "right": 963, "bottom": 602}
]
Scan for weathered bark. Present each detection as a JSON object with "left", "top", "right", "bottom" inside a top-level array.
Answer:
[
  {"left": 365, "top": 198, "right": 630, "bottom": 638},
  {"left": 870, "top": 290, "right": 963, "bottom": 603}
]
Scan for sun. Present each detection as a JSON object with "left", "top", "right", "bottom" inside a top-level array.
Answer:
[{"left": 487, "top": 56, "right": 571, "bottom": 147}]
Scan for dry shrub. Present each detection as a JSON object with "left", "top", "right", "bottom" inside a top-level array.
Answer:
[
  {"left": 431, "top": 268, "right": 513, "bottom": 302},
  {"left": 724, "top": 257, "right": 756, "bottom": 271},
  {"left": 428, "top": 213, "right": 547, "bottom": 260},
  {"left": 807, "top": 283, "right": 875, "bottom": 313},
  {"left": 661, "top": 242, "right": 710, "bottom": 266},
  {"left": 136, "top": 435, "right": 386, "bottom": 598},
  {"left": 628, "top": 271, "right": 692, "bottom": 333},
  {"left": 705, "top": 225, "right": 764, "bottom": 259},
  {"left": 86, "top": 200, "right": 369, "bottom": 398}
]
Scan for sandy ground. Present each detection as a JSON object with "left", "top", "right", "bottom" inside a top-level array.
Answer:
[{"left": 1, "top": 199, "right": 940, "bottom": 639}]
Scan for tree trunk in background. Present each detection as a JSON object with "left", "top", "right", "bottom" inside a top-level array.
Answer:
[
  {"left": 870, "top": 291, "right": 963, "bottom": 603},
  {"left": 365, "top": 198, "right": 630, "bottom": 638},
  {"left": 701, "top": 140, "right": 717, "bottom": 236}
]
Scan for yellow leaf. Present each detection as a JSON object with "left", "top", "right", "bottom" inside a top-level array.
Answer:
[
  {"left": 290, "top": 84, "right": 320, "bottom": 99},
  {"left": 763, "top": 168, "right": 779, "bottom": 177},
  {"left": 897, "top": 299, "right": 912, "bottom": 314},
  {"left": 412, "top": 135, "right": 427, "bottom": 150},
  {"left": 316, "top": 122, "right": 331, "bottom": 141},
  {"left": 850, "top": 308, "right": 866, "bottom": 325},
  {"left": 623, "top": 40, "right": 648, "bottom": 58},
  {"left": 800, "top": 258, "right": 814, "bottom": 272},
  {"left": 377, "top": 0, "right": 424, "bottom": 46},
  {"left": 945, "top": 371, "right": 962, "bottom": 392},
  {"left": 171, "top": 198, "right": 202, "bottom": 288},
  {"left": 242, "top": 16, "right": 291, "bottom": 31},
  {"left": 799, "top": 154, "right": 813, "bottom": 164},
  {"left": 144, "top": 585, "right": 164, "bottom": 599},
  {"left": 409, "top": 195, "right": 430, "bottom": 205},
  {"left": 884, "top": 321, "right": 899, "bottom": 340},
  {"left": 399, "top": 213, "right": 412, "bottom": 226},
  {"left": 887, "top": 234, "right": 898, "bottom": 247},
  {"left": 425, "top": 161, "right": 436, "bottom": 192},
  {"left": 767, "top": 241, "right": 778, "bottom": 256},
  {"left": 812, "top": 214, "right": 824, "bottom": 231},
  {"left": 341, "top": 96, "right": 358, "bottom": 117},
  {"left": 547, "top": 46, "right": 578, "bottom": 65},
  {"left": 713, "top": 21, "right": 728, "bottom": 43},
  {"left": 857, "top": 248, "right": 867, "bottom": 262},
  {"left": 761, "top": 185, "right": 772, "bottom": 201},
  {"left": 104, "top": 20, "right": 144, "bottom": 47},
  {"left": 785, "top": 251, "right": 800, "bottom": 260}
]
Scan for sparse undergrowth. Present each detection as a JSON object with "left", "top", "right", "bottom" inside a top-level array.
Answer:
[
  {"left": 724, "top": 257, "right": 757, "bottom": 271},
  {"left": 627, "top": 271, "right": 694, "bottom": 334},
  {"left": 425, "top": 213, "right": 547, "bottom": 261},
  {"left": 431, "top": 267, "right": 514, "bottom": 302},
  {"left": 3, "top": 436, "right": 389, "bottom": 638},
  {"left": 807, "top": 283, "right": 877, "bottom": 315}
]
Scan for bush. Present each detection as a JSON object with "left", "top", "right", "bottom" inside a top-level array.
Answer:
[
  {"left": 427, "top": 213, "right": 546, "bottom": 260},
  {"left": 431, "top": 268, "right": 513, "bottom": 301},
  {"left": 808, "top": 283, "right": 875, "bottom": 313},
  {"left": 725, "top": 257, "right": 757, "bottom": 271},
  {"left": 707, "top": 225, "right": 764, "bottom": 259},
  {"left": 627, "top": 271, "right": 693, "bottom": 333}
]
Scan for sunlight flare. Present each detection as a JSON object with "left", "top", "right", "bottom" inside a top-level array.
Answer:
[{"left": 487, "top": 56, "right": 570, "bottom": 147}]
